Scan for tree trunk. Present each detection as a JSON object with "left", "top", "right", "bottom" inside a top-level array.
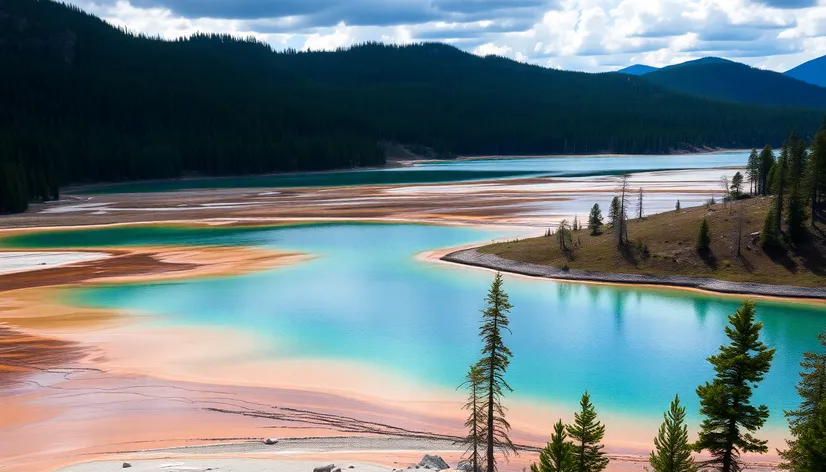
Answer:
[
  {"left": 486, "top": 314, "right": 497, "bottom": 472},
  {"left": 813, "top": 189, "right": 818, "bottom": 227}
]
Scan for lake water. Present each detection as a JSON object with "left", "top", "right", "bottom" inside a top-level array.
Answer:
[
  {"left": 77, "top": 151, "right": 749, "bottom": 194},
  {"left": 4, "top": 221, "right": 825, "bottom": 433}
]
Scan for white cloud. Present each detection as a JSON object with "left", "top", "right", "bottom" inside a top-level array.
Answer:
[{"left": 473, "top": 42, "right": 513, "bottom": 56}]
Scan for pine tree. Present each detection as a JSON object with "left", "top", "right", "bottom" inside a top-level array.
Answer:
[
  {"left": 649, "top": 395, "right": 697, "bottom": 472},
  {"left": 807, "top": 119, "right": 826, "bottom": 227},
  {"left": 588, "top": 203, "right": 603, "bottom": 236},
  {"left": 787, "top": 130, "right": 809, "bottom": 242},
  {"left": 608, "top": 197, "right": 620, "bottom": 229},
  {"left": 761, "top": 200, "right": 781, "bottom": 249},
  {"left": 730, "top": 172, "right": 743, "bottom": 200},
  {"left": 697, "top": 218, "right": 711, "bottom": 252},
  {"left": 694, "top": 301, "right": 776, "bottom": 472},
  {"left": 773, "top": 140, "right": 790, "bottom": 234},
  {"left": 616, "top": 176, "right": 630, "bottom": 247},
  {"left": 557, "top": 220, "right": 571, "bottom": 254},
  {"left": 747, "top": 148, "right": 759, "bottom": 195},
  {"left": 758, "top": 146, "right": 776, "bottom": 196},
  {"left": 476, "top": 273, "right": 517, "bottom": 472},
  {"left": 637, "top": 187, "right": 645, "bottom": 219},
  {"left": 531, "top": 420, "right": 575, "bottom": 472},
  {"left": 567, "top": 392, "right": 609, "bottom": 472},
  {"left": 779, "top": 330, "right": 826, "bottom": 472},
  {"left": 791, "top": 409, "right": 826, "bottom": 472},
  {"left": 460, "top": 365, "right": 487, "bottom": 472}
]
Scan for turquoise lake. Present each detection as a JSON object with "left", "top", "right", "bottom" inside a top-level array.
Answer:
[
  {"left": 4, "top": 221, "right": 825, "bottom": 432},
  {"left": 76, "top": 151, "right": 749, "bottom": 194}
]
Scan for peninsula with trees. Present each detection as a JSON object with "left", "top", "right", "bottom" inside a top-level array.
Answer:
[{"left": 444, "top": 122, "right": 826, "bottom": 297}]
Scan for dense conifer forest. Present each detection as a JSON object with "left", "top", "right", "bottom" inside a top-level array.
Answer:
[{"left": 1, "top": 0, "right": 825, "bottom": 214}]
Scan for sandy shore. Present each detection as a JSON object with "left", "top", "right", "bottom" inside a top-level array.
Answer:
[{"left": 441, "top": 248, "right": 826, "bottom": 302}]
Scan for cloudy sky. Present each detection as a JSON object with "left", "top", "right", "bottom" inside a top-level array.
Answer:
[{"left": 67, "top": 0, "right": 826, "bottom": 72}]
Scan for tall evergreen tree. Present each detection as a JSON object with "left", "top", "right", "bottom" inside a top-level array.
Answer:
[
  {"left": 730, "top": 172, "right": 744, "bottom": 199},
  {"left": 557, "top": 219, "right": 572, "bottom": 254},
  {"left": 747, "top": 148, "right": 759, "bottom": 195},
  {"left": 531, "top": 420, "right": 575, "bottom": 472},
  {"left": 476, "top": 273, "right": 517, "bottom": 472},
  {"left": 758, "top": 145, "right": 776, "bottom": 196},
  {"left": 807, "top": 119, "right": 826, "bottom": 227},
  {"left": 779, "top": 330, "right": 826, "bottom": 471},
  {"left": 567, "top": 392, "right": 609, "bottom": 472},
  {"left": 588, "top": 203, "right": 603, "bottom": 236},
  {"left": 697, "top": 218, "right": 711, "bottom": 252},
  {"left": 773, "top": 139, "right": 790, "bottom": 234},
  {"left": 649, "top": 395, "right": 697, "bottom": 472},
  {"left": 694, "top": 301, "right": 776, "bottom": 472},
  {"left": 460, "top": 365, "right": 487, "bottom": 472},
  {"left": 786, "top": 130, "right": 809, "bottom": 242},
  {"left": 761, "top": 200, "right": 781, "bottom": 249},
  {"left": 791, "top": 409, "right": 826, "bottom": 472},
  {"left": 608, "top": 197, "right": 621, "bottom": 230}
]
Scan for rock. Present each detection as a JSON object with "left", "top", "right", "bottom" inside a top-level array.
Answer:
[
  {"left": 332, "top": 468, "right": 342, "bottom": 472},
  {"left": 349, "top": 467, "right": 355, "bottom": 469},
  {"left": 314, "top": 465, "right": 336, "bottom": 472},
  {"left": 264, "top": 438, "right": 278, "bottom": 445},
  {"left": 456, "top": 461, "right": 474, "bottom": 472},
  {"left": 418, "top": 455, "right": 450, "bottom": 471},
  {"left": 122, "top": 464, "right": 132, "bottom": 469}
]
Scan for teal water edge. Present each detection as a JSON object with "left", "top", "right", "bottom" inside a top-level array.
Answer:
[
  {"left": 4, "top": 222, "right": 825, "bottom": 433},
  {"left": 74, "top": 152, "right": 749, "bottom": 194}
]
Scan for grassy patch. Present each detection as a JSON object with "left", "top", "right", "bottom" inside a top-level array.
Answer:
[{"left": 480, "top": 198, "right": 826, "bottom": 287}]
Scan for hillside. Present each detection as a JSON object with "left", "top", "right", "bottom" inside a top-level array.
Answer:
[
  {"left": 642, "top": 57, "right": 826, "bottom": 108},
  {"left": 785, "top": 54, "right": 826, "bottom": 88},
  {"left": 1, "top": 0, "right": 825, "bottom": 214},
  {"left": 479, "top": 198, "right": 826, "bottom": 288}
]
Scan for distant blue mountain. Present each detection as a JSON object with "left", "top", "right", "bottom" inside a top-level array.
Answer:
[
  {"left": 785, "top": 55, "right": 826, "bottom": 88},
  {"left": 660, "top": 57, "right": 733, "bottom": 70},
  {"left": 640, "top": 56, "right": 826, "bottom": 108},
  {"left": 616, "top": 64, "right": 658, "bottom": 75}
]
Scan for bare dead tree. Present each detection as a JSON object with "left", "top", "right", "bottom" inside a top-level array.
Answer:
[
  {"left": 637, "top": 187, "right": 645, "bottom": 220},
  {"left": 720, "top": 175, "right": 730, "bottom": 212},
  {"left": 616, "top": 175, "right": 630, "bottom": 247}
]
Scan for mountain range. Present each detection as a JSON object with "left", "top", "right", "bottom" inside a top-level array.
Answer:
[
  {"left": 618, "top": 54, "right": 826, "bottom": 100},
  {"left": 1, "top": 0, "right": 824, "bottom": 214}
]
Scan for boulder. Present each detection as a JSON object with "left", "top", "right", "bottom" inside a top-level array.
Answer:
[
  {"left": 264, "top": 438, "right": 279, "bottom": 445},
  {"left": 314, "top": 465, "right": 336, "bottom": 472},
  {"left": 332, "top": 468, "right": 342, "bottom": 472},
  {"left": 456, "top": 461, "right": 473, "bottom": 472},
  {"left": 122, "top": 464, "right": 132, "bottom": 469},
  {"left": 418, "top": 455, "right": 450, "bottom": 471}
]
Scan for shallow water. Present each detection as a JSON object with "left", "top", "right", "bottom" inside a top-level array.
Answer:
[
  {"left": 76, "top": 152, "right": 749, "bottom": 194},
  {"left": 5, "top": 222, "right": 825, "bottom": 434}
]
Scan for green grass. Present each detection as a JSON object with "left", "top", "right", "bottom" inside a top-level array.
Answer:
[{"left": 480, "top": 197, "right": 826, "bottom": 288}]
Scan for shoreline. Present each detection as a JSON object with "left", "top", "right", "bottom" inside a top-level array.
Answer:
[
  {"left": 0, "top": 222, "right": 791, "bottom": 471},
  {"left": 61, "top": 149, "right": 745, "bottom": 194},
  {"left": 441, "top": 248, "right": 826, "bottom": 302}
]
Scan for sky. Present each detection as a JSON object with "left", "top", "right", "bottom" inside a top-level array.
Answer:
[{"left": 66, "top": 0, "right": 826, "bottom": 72}]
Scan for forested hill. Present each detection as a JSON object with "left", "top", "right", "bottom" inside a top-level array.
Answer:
[
  {"left": 641, "top": 58, "right": 826, "bottom": 108},
  {"left": 1, "top": 0, "right": 824, "bottom": 214}
]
